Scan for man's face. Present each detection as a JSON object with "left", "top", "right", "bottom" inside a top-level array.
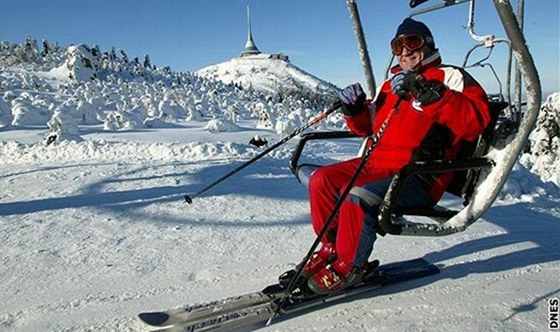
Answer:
[{"left": 397, "top": 44, "right": 430, "bottom": 71}]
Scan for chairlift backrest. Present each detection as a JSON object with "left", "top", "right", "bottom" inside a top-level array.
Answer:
[{"left": 444, "top": 99, "right": 508, "bottom": 200}]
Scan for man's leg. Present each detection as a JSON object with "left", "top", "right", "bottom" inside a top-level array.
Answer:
[
  {"left": 308, "top": 158, "right": 363, "bottom": 244},
  {"left": 308, "top": 175, "right": 434, "bottom": 294},
  {"left": 278, "top": 158, "right": 367, "bottom": 286},
  {"left": 337, "top": 176, "right": 435, "bottom": 268}
]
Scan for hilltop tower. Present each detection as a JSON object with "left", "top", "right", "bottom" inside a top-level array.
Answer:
[{"left": 239, "top": 6, "right": 261, "bottom": 57}]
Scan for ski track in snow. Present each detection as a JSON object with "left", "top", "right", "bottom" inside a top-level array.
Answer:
[{"left": 0, "top": 134, "right": 559, "bottom": 332}]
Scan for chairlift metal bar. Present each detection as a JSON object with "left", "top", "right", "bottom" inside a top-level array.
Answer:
[
  {"left": 377, "top": 157, "right": 495, "bottom": 236},
  {"left": 513, "top": 0, "right": 525, "bottom": 123},
  {"left": 462, "top": 44, "right": 495, "bottom": 68},
  {"left": 288, "top": 130, "right": 358, "bottom": 174},
  {"left": 467, "top": 0, "right": 494, "bottom": 44},
  {"left": 485, "top": 63, "right": 503, "bottom": 98},
  {"left": 408, "top": 0, "right": 470, "bottom": 17},
  {"left": 347, "top": 0, "right": 377, "bottom": 99},
  {"left": 465, "top": 0, "right": 515, "bottom": 107},
  {"left": 461, "top": 39, "right": 512, "bottom": 105}
]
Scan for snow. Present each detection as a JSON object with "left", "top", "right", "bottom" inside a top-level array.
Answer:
[
  {"left": 1, "top": 115, "right": 559, "bottom": 332},
  {"left": 1, "top": 40, "right": 559, "bottom": 332}
]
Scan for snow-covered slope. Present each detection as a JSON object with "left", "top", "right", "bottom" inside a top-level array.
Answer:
[
  {"left": 0, "top": 39, "right": 344, "bottom": 144},
  {"left": 1, "top": 37, "right": 559, "bottom": 332},
  {"left": 0, "top": 118, "right": 559, "bottom": 332}
]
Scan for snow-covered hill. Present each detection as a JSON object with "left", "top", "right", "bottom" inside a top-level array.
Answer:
[
  {"left": 196, "top": 53, "right": 339, "bottom": 102},
  {"left": 0, "top": 38, "right": 344, "bottom": 144}
]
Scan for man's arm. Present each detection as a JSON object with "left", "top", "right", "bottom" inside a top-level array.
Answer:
[{"left": 405, "top": 67, "right": 491, "bottom": 144}]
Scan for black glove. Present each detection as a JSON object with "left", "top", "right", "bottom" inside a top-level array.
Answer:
[
  {"left": 403, "top": 72, "right": 447, "bottom": 105},
  {"left": 338, "top": 83, "right": 366, "bottom": 116}
]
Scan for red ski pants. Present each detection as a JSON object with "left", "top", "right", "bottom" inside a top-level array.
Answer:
[{"left": 308, "top": 158, "right": 393, "bottom": 268}]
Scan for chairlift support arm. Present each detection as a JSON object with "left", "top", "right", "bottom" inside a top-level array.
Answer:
[{"left": 347, "top": 0, "right": 377, "bottom": 99}]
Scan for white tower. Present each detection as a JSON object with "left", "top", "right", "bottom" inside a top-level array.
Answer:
[{"left": 240, "top": 6, "right": 261, "bottom": 57}]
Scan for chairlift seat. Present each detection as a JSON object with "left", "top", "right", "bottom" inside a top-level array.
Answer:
[{"left": 289, "top": 99, "right": 509, "bottom": 233}]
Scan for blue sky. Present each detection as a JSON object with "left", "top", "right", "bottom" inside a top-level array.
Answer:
[{"left": 1, "top": 0, "right": 558, "bottom": 96}]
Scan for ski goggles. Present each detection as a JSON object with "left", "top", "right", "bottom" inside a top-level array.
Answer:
[{"left": 390, "top": 34, "right": 425, "bottom": 55}]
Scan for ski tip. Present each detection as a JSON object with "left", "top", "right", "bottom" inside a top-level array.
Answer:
[
  {"left": 184, "top": 195, "right": 193, "bottom": 204},
  {"left": 138, "top": 312, "right": 170, "bottom": 326}
]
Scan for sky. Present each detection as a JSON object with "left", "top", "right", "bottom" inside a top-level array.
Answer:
[{"left": 1, "top": 0, "right": 559, "bottom": 97}]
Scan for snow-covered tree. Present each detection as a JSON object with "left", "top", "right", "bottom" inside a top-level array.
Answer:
[
  {"left": 45, "top": 103, "right": 82, "bottom": 145},
  {"left": 104, "top": 110, "right": 142, "bottom": 130},
  {"left": 41, "top": 39, "right": 50, "bottom": 56},
  {"left": 0, "top": 92, "right": 15, "bottom": 126},
  {"left": 11, "top": 93, "right": 51, "bottom": 126},
  {"left": 531, "top": 94, "right": 560, "bottom": 156},
  {"left": 521, "top": 92, "right": 560, "bottom": 186},
  {"left": 21, "top": 36, "right": 40, "bottom": 63},
  {"left": 254, "top": 102, "right": 275, "bottom": 129},
  {"left": 144, "top": 55, "right": 152, "bottom": 69},
  {"left": 65, "top": 45, "right": 99, "bottom": 82}
]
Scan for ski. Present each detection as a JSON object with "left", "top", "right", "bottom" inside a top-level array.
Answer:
[
  {"left": 138, "top": 290, "right": 281, "bottom": 328},
  {"left": 155, "top": 301, "right": 277, "bottom": 332},
  {"left": 138, "top": 258, "right": 439, "bottom": 331}
]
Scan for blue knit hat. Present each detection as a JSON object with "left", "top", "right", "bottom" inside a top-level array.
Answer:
[{"left": 395, "top": 18, "right": 435, "bottom": 49}]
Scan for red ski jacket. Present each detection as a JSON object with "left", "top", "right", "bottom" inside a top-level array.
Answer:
[{"left": 345, "top": 51, "right": 491, "bottom": 201}]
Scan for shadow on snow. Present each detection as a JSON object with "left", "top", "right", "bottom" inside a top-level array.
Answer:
[{"left": 0, "top": 159, "right": 310, "bottom": 227}]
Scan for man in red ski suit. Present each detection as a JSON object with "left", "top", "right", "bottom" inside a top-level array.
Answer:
[{"left": 303, "top": 18, "right": 491, "bottom": 294}]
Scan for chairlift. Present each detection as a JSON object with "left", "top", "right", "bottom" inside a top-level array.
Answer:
[{"left": 289, "top": 0, "right": 541, "bottom": 236}]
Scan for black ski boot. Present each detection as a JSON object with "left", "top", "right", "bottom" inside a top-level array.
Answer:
[{"left": 362, "top": 259, "right": 381, "bottom": 282}]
